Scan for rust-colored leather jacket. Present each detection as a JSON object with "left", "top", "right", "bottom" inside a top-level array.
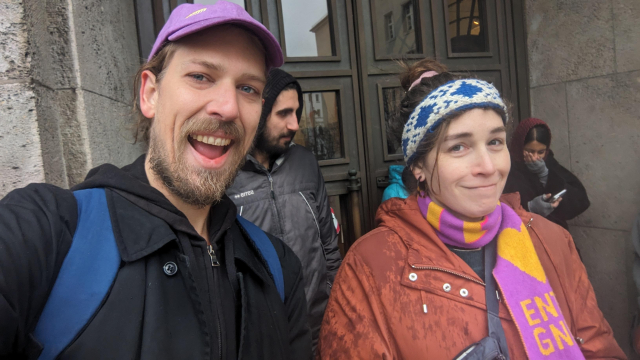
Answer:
[{"left": 318, "top": 193, "right": 626, "bottom": 359}]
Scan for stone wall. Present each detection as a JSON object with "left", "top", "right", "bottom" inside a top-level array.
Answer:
[
  {"left": 0, "top": 0, "right": 144, "bottom": 198},
  {"left": 526, "top": 0, "right": 640, "bottom": 357},
  {"left": 0, "top": 0, "right": 45, "bottom": 195}
]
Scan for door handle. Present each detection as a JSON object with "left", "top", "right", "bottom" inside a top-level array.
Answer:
[{"left": 376, "top": 176, "right": 389, "bottom": 188}]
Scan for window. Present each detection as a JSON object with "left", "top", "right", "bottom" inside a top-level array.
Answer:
[
  {"left": 385, "top": 12, "right": 394, "bottom": 41},
  {"left": 293, "top": 91, "right": 343, "bottom": 161},
  {"left": 371, "top": 0, "right": 422, "bottom": 58},
  {"left": 280, "top": 0, "right": 335, "bottom": 57},
  {"left": 402, "top": 2, "right": 414, "bottom": 33},
  {"left": 447, "top": 0, "right": 489, "bottom": 53},
  {"left": 382, "top": 87, "right": 405, "bottom": 156}
]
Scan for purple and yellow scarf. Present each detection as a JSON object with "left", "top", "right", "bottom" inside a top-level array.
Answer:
[{"left": 417, "top": 196, "right": 584, "bottom": 360}]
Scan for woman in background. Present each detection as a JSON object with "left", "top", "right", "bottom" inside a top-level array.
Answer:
[{"left": 503, "top": 118, "right": 590, "bottom": 229}]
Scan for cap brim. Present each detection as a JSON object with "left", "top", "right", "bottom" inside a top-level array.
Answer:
[{"left": 168, "top": 17, "right": 284, "bottom": 69}]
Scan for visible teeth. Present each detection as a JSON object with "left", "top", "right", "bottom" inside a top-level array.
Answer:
[{"left": 191, "top": 134, "right": 231, "bottom": 147}]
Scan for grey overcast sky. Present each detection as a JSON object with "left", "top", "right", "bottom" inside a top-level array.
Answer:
[
  {"left": 281, "top": 0, "right": 329, "bottom": 57},
  {"left": 199, "top": 0, "right": 246, "bottom": 8}
]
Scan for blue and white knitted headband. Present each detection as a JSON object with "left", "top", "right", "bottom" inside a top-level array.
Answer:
[{"left": 402, "top": 78, "right": 507, "bottom": 164}]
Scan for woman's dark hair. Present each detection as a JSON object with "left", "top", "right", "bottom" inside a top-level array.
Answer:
[
  {"left": 397, "top": 59, "right": 507, "bottom": 194},
  {"left": 524, "top": 125, "right": 551, "bottom": 148}
]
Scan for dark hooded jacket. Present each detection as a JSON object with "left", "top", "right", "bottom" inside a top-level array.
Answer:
[
  {"left": 0, "top": 155, "right": 311, "bottom": 359},
  {"left": 227, "top": 69, "right": 341, "bottom": 350},
  {"left": 503, "top": 118, "right": 590, "bottom": 229},
  {"left": 227, "top": 145, "right": 341, "bottom": 350},
  {"left": 381, "top": 165, "right": 410, "bottom": 202}
]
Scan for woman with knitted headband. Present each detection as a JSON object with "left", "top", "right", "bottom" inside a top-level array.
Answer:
[
  {"left": 317, "top": 59, "right": 624, "bottom": 359},
  {"left": 502, "top": 118, "right": 590, "bottom": 230}
]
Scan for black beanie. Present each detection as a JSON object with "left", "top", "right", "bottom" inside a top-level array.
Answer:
[{"left": 258, "top": 68, "right": 304, "bottom": 134}]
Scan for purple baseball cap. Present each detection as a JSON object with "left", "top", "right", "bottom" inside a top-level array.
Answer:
[{"left": 148, "top": 1, "right": 283, "bottom": 69}]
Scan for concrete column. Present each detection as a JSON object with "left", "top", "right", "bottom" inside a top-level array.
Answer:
[
  {"left": 0, "top": 0, "right": 144, "bottom": 198},
  {"left": 526, "top": 0, "right": 640, "bottom": 357}
]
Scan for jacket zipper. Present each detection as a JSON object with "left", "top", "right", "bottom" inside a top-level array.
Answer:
[
  {"left": 267, "top": 173, "right": 284, "bottom": 235},
  {"left": 410, "top": 264, "right": 485, "bottom": 286},
  {"left": 208, "top": 244, "right": 220, "bottom": 267}
]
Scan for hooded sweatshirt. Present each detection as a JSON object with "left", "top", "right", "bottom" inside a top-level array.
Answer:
[
  {"left": 381, "top": 165, "right": 410, "bottom": 202},
  {"left": 0, "top": 155, "right": 312, "bottom": 359},
  {"left": 503, "top": 118, "right": 590, "bottom": 229}
]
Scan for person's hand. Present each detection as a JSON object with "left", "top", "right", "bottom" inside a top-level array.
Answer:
[
  {"left": 523, "top": 151, "right": 541, "bottom": 163},
  {"left": 543, "top": 193, "right": 562, "bottom": 208},
  {"left": 528, "top": 194, "right": 556, "bottom": 217}
]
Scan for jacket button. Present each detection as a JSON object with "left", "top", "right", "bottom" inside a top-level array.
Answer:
[
  {"left": 409, "top": 273, "right": 418, "bottom": 281},
  {"left": 460, "top": 288, "right": 469, "bottom": 297},
  {"left": 443, "top": 283, "right": 451, "bottom": 292},
  {"left": 163, "top": 261, "right": 178, "bottom": 276}
]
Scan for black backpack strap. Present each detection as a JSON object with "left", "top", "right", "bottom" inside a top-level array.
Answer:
[{"left": 485, "top": 239, "right": 510, "bottom": 359}]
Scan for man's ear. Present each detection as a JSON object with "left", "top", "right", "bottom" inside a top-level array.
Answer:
[{"left": 140, "top": 70, "right": 158, "bottom": 119}]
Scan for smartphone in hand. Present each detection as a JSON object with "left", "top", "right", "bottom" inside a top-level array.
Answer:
[{"left": 545, "top": 189, "right": 567, "bottom": 203}]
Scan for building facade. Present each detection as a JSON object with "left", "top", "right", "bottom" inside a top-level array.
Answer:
[{"left": 1, "top": 0, "right": 638, "bottom": 357}]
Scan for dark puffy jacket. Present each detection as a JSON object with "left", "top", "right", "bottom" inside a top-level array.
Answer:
[
  {"left": 0, "top": 155, "right": 312, "bottom": 359},
  {"left": 503, "top": 152, "right": 590, "bottom": 229},
  {"left": 227, "top": 144, "right": 341, "bottom": 349}
]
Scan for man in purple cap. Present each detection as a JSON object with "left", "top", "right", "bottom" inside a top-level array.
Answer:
[{"left": 0, "top": 2, "right": 311, "bottom": 359}]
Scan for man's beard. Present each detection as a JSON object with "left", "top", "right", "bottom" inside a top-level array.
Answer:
[
  {"left": 148, "top": 116, "right": 246, "bottom": 208},
  {"left": 255, "top": 128, "right": 296, "bottom": 158}
]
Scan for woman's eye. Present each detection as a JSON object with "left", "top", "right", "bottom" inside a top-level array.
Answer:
[
  {"left": 449, "top": 144, "right": 464, "bottom": 152},
  {"left": 239, "top": 85, "right": 257, "bottom": 94},
  {"left": 489, "top": 139, "right": 504, "bottom": 146},
  {"left": 190, "top": 74, "right": 206, "bottom": 82}
]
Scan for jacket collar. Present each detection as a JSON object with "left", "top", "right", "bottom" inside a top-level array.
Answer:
[
  {"left": 376, "top": 193, "right": 530, "bottom": 278},
  {"left": 244, "top": 144, "right": 297, "bottom": 174},
  {"left": 108, "top": 188, "right": 238, "bottom": 262}
]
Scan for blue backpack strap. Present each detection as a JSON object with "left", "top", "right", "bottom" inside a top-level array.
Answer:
[
  {"left": 34, "top": 188, "right": 121, "bottom": 360},
  {"left": 236, "top": 215, "right": 285, "bottom": 302}
]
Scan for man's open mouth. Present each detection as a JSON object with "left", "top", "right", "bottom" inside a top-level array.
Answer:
[{"left": 188, "top": 134, "right": 233, "bottom": 160}]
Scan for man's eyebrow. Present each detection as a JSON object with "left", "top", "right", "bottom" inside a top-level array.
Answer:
[
  {"left": 240, "top": 72, "right": 267, "bottom": 85},
  {"left": 182, "top": 60, "right": 266, "bottom": 85},
  {"left": 276, "top": 107, "right": 295, "bottom": 114},
  {"left": 183, "top": 59, "right": 223, "bottom": 72}
]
